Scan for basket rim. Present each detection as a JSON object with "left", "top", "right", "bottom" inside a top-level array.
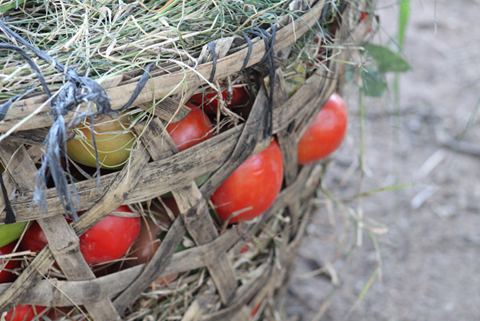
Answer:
[{"left": 0, "top": 0, "right": 329, "bottom": 134}]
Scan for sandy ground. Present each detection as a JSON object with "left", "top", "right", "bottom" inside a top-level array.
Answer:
[{"left": 285, "top": 0, "right": 480, "bottom": 320}]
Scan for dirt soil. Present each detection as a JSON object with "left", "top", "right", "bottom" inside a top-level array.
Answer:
[{"left": 285, "top": 0, "right": 480, "bottom": 320}]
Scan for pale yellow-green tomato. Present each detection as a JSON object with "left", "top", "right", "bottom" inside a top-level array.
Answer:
[
  {"left": 67, "top": 115, "right": 135, "bottom": 170},
  {"left": 285, "top": 63, "right": 306, "bottom": 97}
]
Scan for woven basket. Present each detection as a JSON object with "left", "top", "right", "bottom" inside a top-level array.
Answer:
[{"left": 0, "top": 1, "right": 372, "bottom": 319}]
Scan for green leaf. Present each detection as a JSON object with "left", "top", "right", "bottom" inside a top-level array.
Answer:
[
  {"left": 398, "top": 0, "right": 411, "bottom": 49},
  {"left": 363, "top": 43, "right": 411, "bottom": 73},
  {"left": 362, "top": 69, "right": 387, "bottom": 97},
  {"left": 194, "top": 173, "right": 210, "bottom": 187}
]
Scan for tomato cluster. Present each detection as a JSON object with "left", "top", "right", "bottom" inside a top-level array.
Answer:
[
  {"left": 1, "top": 65, "right": 347, "bottom": 317},
  {"left": 189, "top": 85, "right": 249, "bottom": 114}
]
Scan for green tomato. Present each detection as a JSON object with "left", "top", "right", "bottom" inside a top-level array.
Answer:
[
  {"left": 0, "top": 221, "right": 27, "bottom": 247},
  {"left": 0, "top": 164, "right": 27, "bottom": 247}
]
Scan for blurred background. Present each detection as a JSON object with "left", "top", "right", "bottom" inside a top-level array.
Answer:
[{"left": 286, "top": 0, "right": 480, "bottom": 320}]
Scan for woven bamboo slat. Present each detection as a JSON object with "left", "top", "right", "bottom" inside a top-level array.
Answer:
[{"left": 0, "top": 0, "right": 372, "bottom": 319}]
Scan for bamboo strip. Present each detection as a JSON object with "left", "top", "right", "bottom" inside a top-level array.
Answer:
[{"left": 0, "top": 229, "right": 239, "bottom": 306}]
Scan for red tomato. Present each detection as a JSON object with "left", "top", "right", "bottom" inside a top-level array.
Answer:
[
  {"left": 127, "top": 216, "right": 164, "bottom": 266},
  {"left": 189, "top": 86, "right": 249, "bottom": 114},
  {"left": 0, "top": 242, "right": 21, "bottom": 283},
  {"left": 19, "top": 222, "right": 47, "bottom": 254},
  {"left": 240, "top": 239, "right": 254, "bottom": 254},
  {"left": 297, "top": 93, "right": 347, "bottom": 164},
  {"left": 211, "top": 139, "right": 283, "bottom": 224},
  {"left": 166, "top": 103, "right": 213, "bottom": 152},
  {"left": 80, "top": 206, "right": 140, "bottom": 265},
  {"left": 125, "top": 216, "right": 178, "bottom": 285},
  {"left": 5, "top": 305, "right": 47, "bottom": 321},
  {"left": 20, "top": 206, "right": 141, "bottom": 265}
]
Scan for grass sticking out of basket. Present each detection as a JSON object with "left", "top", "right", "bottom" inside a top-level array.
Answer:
[{"left": 0, "top": 0, "right": 335, "bottom": 101}]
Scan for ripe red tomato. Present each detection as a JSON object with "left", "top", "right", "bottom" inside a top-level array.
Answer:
[
  {"left": 125, "top": 216, "right": 178, "bottom": 285},
  {"left": 0, "top": 242, "right": 21, "bottom": 283},
  {"left": 240, "top": 238, "right": 254, "bottom": 254},
  {"left": 166, "top": 103, "right": 213, "bottom": 152},
  {"left": 211, "top": 139, "right": 284, "bottom": 224},
  {"left": 19, "top": 222, "right": 47, "bottom": 254},
  {"left": 67, "top": 114, "right": 135, "bottom": 170},
  {"left": 297, "top": 93, "right": 347, "bottom": 165},
  {"left": 20, "top": 206, "right": 141, "bottom": 265},
  {"left": 189, "top": 86, "right": 249, "bottom": 114},
  {"left": 80, "top": 206, "right": 141, "bottom": 265},
  {"left": 5, "top": 305, "right": 47, "bottom": 321}
]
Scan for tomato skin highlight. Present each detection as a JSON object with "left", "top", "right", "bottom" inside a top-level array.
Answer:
[
  {"left": 67, "top": 114, "right": 135, "bottom": 170},
  {"left": 5, "top": 305, "right": 47, "bottom": 321},
  {"left": 166, "top": 103, "right": 213, "bottom": 152},
  {"left": 297, "top": 93, "right": 347, "bottom": 165},
  {"left": 0, "top": 242, "right": 21, "bottom": 284},
  {"left": 189, "top": 86, "right": 249, "bottom": 114},
  {"left": 211, "top": 139, "right": 284, "bottom": 224},
  {"left": 20, "top": 206, "right": 141, "bottom": 265}
]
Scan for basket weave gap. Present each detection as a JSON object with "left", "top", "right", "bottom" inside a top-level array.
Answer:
[{"left": 200, "top": 259, "right": 273, "bottom": 321}]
